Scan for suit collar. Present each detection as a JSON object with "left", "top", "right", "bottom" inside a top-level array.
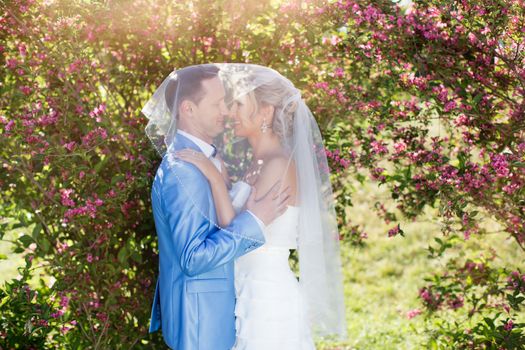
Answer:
[
  {"left": 176, "top": 130, "right": 216, "bottom": 158},
  {"left": 167, "top": 130, "right": 215, "bottom": 158},
  {"left": 166, "top": 131, "right": 201, "bottom": 153}
]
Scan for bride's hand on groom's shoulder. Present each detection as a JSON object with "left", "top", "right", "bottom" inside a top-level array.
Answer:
[
  {"left": 174, "top": 149, "right": 223, "bottom": 185},
  {"left": 246, "top": 181, "right": 291, "bottom": 226}
]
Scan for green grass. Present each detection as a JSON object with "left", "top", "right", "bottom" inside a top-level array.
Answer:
[
  {"left": 0, "top": 221, "right": 49, "bottom": 287},
  {"left": 317, "top": 177, "right": 524, "bottom": 350},
  {"left": 0, "top": 224, "right": 26, "bottom": 282},
  {"left": 317, "top": 179, "right": 434, "bottom": 349}
]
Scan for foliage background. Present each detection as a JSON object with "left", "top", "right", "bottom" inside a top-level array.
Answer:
[{"left": 1, "top": 0, "right": 524, "bottom": 348}]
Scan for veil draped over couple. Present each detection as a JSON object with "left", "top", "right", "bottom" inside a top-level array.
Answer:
[{"left": 142, "top": 63, "right": 346, "bottom": 350}]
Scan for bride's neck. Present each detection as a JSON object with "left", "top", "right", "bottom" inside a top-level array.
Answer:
[{"left": 247, "top": 132, "right": 281, "bottom": 160}]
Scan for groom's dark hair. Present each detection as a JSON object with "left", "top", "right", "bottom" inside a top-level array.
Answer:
[{"left": 165, "top": 65, "right": 220, "bottom": 119}]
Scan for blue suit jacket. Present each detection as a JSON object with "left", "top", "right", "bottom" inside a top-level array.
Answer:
[{"left": 149, "top": 133, "right": 265, "bottom": 350}]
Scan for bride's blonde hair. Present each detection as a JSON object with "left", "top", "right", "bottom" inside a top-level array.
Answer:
[{"left": 246, "top": 78, "right": 299, "bottom": 143}]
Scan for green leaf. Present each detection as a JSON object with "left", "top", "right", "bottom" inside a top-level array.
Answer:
[
  {"left": 130, "top": 250, "right": 142, "bottom": 263},
  {"left": 31, "top": 223, "right": 42, "bottom": 240},
  {"left": 111, "top": 174, "right": 125, "bottom": 185},
  {"left": 473, "top": 93, "right": 483, "bottom": 105},
  {"left": 18, "top": 235, "right": 34, "bottom": 248},
  {"left": 94, "top": 156, "right": 109, "bottom": 173},
  {"left": 118, "top": 246, "right": 128, "bottom": 264},
  {"left": 39, "top": 237, "right": 51, "bottom": 253},
  {"left": 484, "top": 317, "right": 495, "bottom": 330},
  {"left": 0, "top": 254, "right": 7, "bottom": 260}
]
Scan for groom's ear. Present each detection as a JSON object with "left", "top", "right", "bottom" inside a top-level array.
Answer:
[{"left": 179, "top": 100, "right": 194, "bottom": 118}]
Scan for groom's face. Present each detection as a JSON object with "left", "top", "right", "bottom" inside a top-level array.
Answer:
[{"left": 192, "top": 77, "right": 228, "bottom": 139}]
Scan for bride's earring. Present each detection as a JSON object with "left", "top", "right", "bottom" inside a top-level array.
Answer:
[{"left": 261, "top": 118, "right": 269, "bottom": 133}]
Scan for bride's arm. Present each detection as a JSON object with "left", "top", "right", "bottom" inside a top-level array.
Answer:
[
  {"left": 217, "top": 154, "right": 232, "bottom": 190},
  {"left": 175, "top": 149, "right": 236, "bottom": 227},
  {"left": 175, "top": 149, "right": 294, "bottom": 227}
]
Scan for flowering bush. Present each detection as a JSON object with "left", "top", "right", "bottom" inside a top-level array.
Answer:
[
  {"left": 317, "top": 0, "right": 525, "bottom": 347},
  {"left": 1, "top": 0, "right": 523, "bottom": 348}
]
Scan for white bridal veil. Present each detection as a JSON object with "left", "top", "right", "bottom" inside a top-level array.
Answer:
[{"left": 142, "top": 63, "right": 347, "bottom": 338}]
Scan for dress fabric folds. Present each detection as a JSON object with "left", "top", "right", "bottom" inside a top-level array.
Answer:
[{"left": 232, "top": 206, "right": 316, "bottom": 350}]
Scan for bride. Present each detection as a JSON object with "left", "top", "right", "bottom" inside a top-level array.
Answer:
[{"left": 175, "top": 64, "right": 346, "bottom": 349}]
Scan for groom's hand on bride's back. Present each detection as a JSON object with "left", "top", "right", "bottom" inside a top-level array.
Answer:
[{"left": 246, "top": 181, "right": 291, "bottom": 226}]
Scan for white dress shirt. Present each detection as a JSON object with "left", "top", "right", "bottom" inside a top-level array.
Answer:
[
  {"left": 176, "top": 130, "right": 222, "bottom": 172},
  {"left": 175, "top": 130, "right": 265, "bottom": 230}
]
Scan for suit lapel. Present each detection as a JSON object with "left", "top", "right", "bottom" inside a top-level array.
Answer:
[{"left": 167, "top": 132, "right": 218, "bottom": 223}]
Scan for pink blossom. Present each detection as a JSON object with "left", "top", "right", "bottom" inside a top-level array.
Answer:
[
  {"left": 81, "top": 127, "right": 108, "bottom": 146},
  {"left": 503, "top": 181, "right": 520, "bottom": 194},
  {"left": 371, "top": 141, "right": 388, "bottom": 155},
  {"left": 18, "top": 43, "right": 27, "bottom": 56},
  {"left": 444, "top": 100, "right": 457, "bottom": 112},
  {"left": 370, "top": 167, "right": 386, "bottom": 182},
  {"left": 37, "top": 319, "right": 49, "bottom": 327},
  {"left": 490, "top": 153, "right": 510, "bottom": 177},
  {"left": 56, "top": 241, "right": 69, "bottom": 254},
  {"left": 314, "top": 82, "right": 329, "bottom": 90},
  {"left": 322, "top": 35, "right": 341, "bottom": 46},
  {"left": 89, "top": 103, "right": 106, "bottom": 122},
  {"left": 393, "top": 141, "right": 407, "bottom": 153},
  {"left": 433, "top": 85, "right": 448, "bottom": 102},
  {"left": 6, "top": 58, "right": 18, "bottom": 69},
  {"left": 504, "top": 320, "right": 514, "bottom": 331},
  {"left": 388, "top": 224, "right": 400, "bottom": 237},
  {"left": 59, "top": 295, "right": 70, "bottom": 308},
  {"left": 96, "top": 312, "right": 108, "bottom": 323},
  {"left": 4, "top": 120, "right": 15, "bottom": 132},
  {"left": 406, "top": 309, "right": 422, "bottom": 319},
  {"left": 60, "top": 188, "right": 75, "bottom": 207},
  {"left": 468, "top": 32, "right": 478, "bottom": 45},
  {"left": 39, "top": 110, "right": 59, "bottom": 125},
  {"left": 51, "top": 310, "right": 64, "bottom": 318},
  {"left": 447, "top": 296, "right": 464, "bottom": 310},
  {"left": 63, "top": 141, "right": 76, "bottom": 152},
  {"left": 453, "top": 114, "right": 470, "bottom": 127},
  {"left": 19, "top": 86, "right": 32, "bottom": 95}
]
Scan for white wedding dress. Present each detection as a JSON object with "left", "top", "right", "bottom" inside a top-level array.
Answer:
[{"left": 231, "top": 205, "right": 316, "bottom": 350}]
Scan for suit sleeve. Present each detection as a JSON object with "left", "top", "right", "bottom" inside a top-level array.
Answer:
[{"left": 162, "top": 162, "right": 265, "bottom": 277}]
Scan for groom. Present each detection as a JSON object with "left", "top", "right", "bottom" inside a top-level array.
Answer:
[{"left": 148, "top": 65, "right": 285, "bottom": 350}]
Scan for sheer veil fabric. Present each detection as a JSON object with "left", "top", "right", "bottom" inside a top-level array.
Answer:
[{"left": 142, "top": 63, "right": 347, "bottom": 339}]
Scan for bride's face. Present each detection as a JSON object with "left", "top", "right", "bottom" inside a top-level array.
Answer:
[{"left": 230, "top": 94, "right": 259, "bottom": 138}]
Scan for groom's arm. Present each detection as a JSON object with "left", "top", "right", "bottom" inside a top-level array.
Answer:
[{"left": 162, "top": 163, "right": 265, "bottom": 277}]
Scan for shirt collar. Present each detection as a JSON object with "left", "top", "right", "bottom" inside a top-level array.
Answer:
[{"left": 176, "top": 130, "right": 215, "bottom": 158}]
